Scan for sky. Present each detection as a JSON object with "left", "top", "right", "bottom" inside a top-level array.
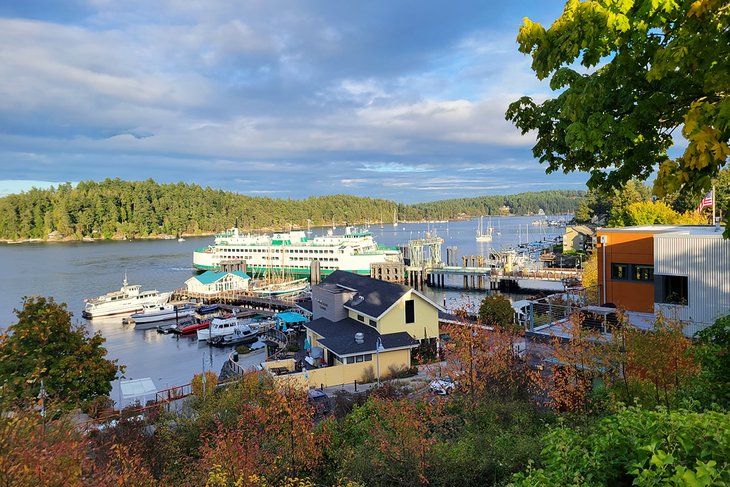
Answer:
[{"left": 0, "top": 0, "right": 591, "bottom": 202}]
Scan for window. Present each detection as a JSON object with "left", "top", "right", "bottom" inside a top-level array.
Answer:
[
  {"left": 633, "top": 265, "right": 654, "bottom": 281},
  {"left": 346, "top": 357, "right": 355, "bottom": 364},
  {"left": 357, "top": 314, "right": 364, "bottom": 322},
  {"left": 363, "top": 354, "right": 372, "bottom": 362},
  {"left": 356, "top": 355, "right": 364, "bottom": 363},
  {"left": 405, "top": 299, "right": 415, "bottom": 324},
  {"left": 611, "top": 263, "right": 654, "bottom": 282},
  {"left": 369, "top": 319, "right": 377, "bottom": 327},
  {"left": 656, "top": 275, "right": 688, "bottom": 305},
  {"left": 611, "top": 263, "right": 629, "bottom": 280}
]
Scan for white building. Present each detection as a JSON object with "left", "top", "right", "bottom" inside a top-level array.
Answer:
[
  {"left": 184, "top": 271, "right": 251, "bottom": 295},
  {"left": 653, "top": 226, "right": 730, "bottom": 326}
]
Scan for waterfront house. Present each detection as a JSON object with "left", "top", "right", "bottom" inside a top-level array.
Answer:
[
  {"left": 184, "top": 270, "right": 251, "bottom": 295},
  {"left": 562, "top": 225, "right": 595, "bottom": 253},
  {"left": 263, "top": 270, "right": 442, "bottom": 388}
]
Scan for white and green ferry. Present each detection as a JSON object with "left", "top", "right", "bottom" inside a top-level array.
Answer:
[{"left": 193, "top": 227, "right": 401, "bottom": 277}]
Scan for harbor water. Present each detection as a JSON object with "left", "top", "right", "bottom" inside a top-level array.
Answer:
[{"left": 0, "top": 216, "right": 566, "bottom": 404}]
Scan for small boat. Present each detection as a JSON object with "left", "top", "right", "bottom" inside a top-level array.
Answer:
[
  {"left": 130, "top": 304, "right": 196, "bottom": 324},
  {"left": 476, "top": 216, "right": 493, "bottom": 243},
  {"left": 169, "top": 319, "right": 210, "bottom": 335},
  {"left": 197, "top": 315, "right": 250, "bottom": 341},
  {"left": 209, "top": 323, "right": 259, "bottom": 347},
  {"left": 178, "top": 237, "right": 186, "bottom": 242},
  {"left": 83, "top": 274, "right": 171, "bottom": 319}
]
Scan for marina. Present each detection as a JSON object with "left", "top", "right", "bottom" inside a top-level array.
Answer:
[{"left": 0, "top": 215, "right": 570, "bottom": 404}]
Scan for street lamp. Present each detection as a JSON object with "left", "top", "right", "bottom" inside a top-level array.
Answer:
[{"left": 375, "top": 337, "right": 385, "bottom": 386}]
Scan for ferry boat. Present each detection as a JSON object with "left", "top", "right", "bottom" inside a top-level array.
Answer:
[
  {"left": 192, "top": 227, "right": 401, "bottom": 277},
  {"left": 83, "top": 276, "right": 171, "bottom": 319}
]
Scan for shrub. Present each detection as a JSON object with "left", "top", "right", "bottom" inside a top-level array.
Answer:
[
  {"left": 359, "top": 366, "right": 375, "bottom": 384},
  {"left": 191, "top": 371, "right": 218, "bottom": 399}
]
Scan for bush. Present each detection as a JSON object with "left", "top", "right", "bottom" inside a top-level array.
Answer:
[
  {"left": 511, "top": 407, "right": 730, "bottom": 486},
  {"left": 191, "top": 371, "right": 218, "bottom": 399},
  {"left": 236, "top": 345, "right": 252, "bottom": 355},
  {"left": 285, "top": 342, "right": 301, "bottom": 353},
  {"left": 385, "top": 364, "right": 418, "bottom": 379}
]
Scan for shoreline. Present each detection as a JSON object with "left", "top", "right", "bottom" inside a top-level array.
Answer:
[{"left": 0, "top": 214, "right": 569, "bottom": 245}]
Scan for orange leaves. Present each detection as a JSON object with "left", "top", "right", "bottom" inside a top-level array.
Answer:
[
  {"left": 0, "top": 412, "right": 89, "bottom": 487},
  {"left": 198, "top": 385, "right": 328, "bottom": 485}
]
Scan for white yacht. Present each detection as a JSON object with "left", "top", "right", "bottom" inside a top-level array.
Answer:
[
  {"left": 197, "top": 315, "right": 261, "bottom": 341},
  {"left": 83, "top": 276, "right": 171, "bottom": 319},
  {"left": 130, "top": 303, "right": 196, "bottom": 325}
]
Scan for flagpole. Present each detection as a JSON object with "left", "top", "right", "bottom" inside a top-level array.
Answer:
[{"left": 712, "top": 184, "right": 716, "bottom": 224}]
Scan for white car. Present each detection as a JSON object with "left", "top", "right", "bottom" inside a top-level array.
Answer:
[{"left": 429, "top": 377, "right": 457, "bottom": 395}]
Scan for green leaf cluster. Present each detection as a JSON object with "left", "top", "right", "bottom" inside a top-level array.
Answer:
[
  {"left": 506, "top": 0, "right": 730, "bottom": 234},
  {"left": 511, "top": 407, "right": 730, "bottom": 486},
  {"left": 0, "top": 296, "right": 119, "bottom": 410}
]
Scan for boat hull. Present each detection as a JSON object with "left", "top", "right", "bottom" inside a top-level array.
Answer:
[
  {"left": 131, "top": 306, "right": 195, "bottom": 324},
  {"left": 83, "top": 292, "right": 172, "bottom": 319}
]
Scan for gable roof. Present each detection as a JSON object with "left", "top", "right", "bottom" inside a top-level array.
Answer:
[
  {"left": 321, "top": 270, "right": 413, "bottom": 318},
  {"left": 305, "top": 316, "right": 418, "bottom": 356},
  {"left": 194, "top": 270, "right": 251, "bottom": 285}
]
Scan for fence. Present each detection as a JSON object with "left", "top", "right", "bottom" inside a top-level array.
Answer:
[{"left": 525, "top": 301, "right": 715, "bottom": 338}]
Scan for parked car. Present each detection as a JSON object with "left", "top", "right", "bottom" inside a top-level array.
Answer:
[
  {"left": 307, "top": 389, "right": 331, "bottom": 416},
  {"left": 429, "top": 376, "right": 457, "bottom": 395}
]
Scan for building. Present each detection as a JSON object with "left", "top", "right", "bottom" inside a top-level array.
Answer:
[
  {"left": 562, "top": 225, "right": 595, "bottom": 253},
  {"left": 595, "top": 224, "right": 729, "bottom": 330},
  {"left": 184, "top": 270, "right": 251, "bottom": 295},
  {"left": 263, "top": 270, "right": 442, "bottom": 388}
]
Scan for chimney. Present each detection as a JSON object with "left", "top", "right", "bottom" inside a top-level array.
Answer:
[{"left": 354, "top": 332, "right": 364, "bottom": 344}]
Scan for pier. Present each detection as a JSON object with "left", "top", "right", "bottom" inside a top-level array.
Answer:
[
  {"left": 172, "top": 288, "right": 300, "bottom": 313},
  {"left": 371, "top": 235, "right": 582, "bottom": 292}
]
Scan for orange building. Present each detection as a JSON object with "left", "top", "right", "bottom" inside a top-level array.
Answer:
[{"left": 595, "top": 227, "right": 657, "bottom": 313}]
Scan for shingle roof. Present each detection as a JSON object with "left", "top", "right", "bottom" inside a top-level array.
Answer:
[
  {"left": 195, "top": 270, "right": 251, "bottom": 285},
  {"left": 305, "top": 316, "right": 418, "bottom": 356},
  {"left": 321, "top": 270, "right": 412, "bottom": 318}
]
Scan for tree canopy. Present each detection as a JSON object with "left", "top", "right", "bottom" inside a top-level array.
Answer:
[
  {"left": 0, "top": 296, "right": 119, "bottom": 410},
  {"left": 0, "top": 178, "right": 584, "bottom": 241},
  {"left": 506, "top": 0, "right": 729, "bottom": 233}
]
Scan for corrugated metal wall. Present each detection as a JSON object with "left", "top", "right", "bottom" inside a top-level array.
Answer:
[{"left": 654, "top": 234, "right": 730, "bottom": 328}]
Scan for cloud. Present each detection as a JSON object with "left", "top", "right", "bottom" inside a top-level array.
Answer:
[{"left": 0, "top": 1, "right": 589, "bottom": 203}]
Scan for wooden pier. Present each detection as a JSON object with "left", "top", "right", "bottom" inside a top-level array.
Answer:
[{"left": 172, "top": 288, "right": 301, "bottom": 312}]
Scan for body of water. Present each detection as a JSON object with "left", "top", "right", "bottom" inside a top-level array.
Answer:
[{"left": 0, "top": 215, "right": 567, "bottom": 404}]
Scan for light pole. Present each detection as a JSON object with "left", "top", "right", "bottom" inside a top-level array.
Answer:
[{"left": 375, "top": 337, "right": 385, "bottom": 386}]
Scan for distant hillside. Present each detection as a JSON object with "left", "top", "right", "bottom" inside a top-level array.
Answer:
[{"left": 0, "top": 179, "right": 584, "bottom": 241}]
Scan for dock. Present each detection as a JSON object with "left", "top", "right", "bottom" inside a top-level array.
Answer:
[
  {"left": 171, "top": 288, "right": 302, "bottom": 313},
  {"left": 371, "top": 235, "right": 582, "bottom": 292}
]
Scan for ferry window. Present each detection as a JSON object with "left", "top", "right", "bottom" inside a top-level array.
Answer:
[
  {"left": 633, "top": 265, "right": 654, "bottom": 281},
  {"left": 656, "top": 275, "right": 688, "bottom": 305},
  {"left": 357, "top": 314, "right": 364, "bottom": 322},
  {"left": 369, "top": 319, "right": 376, "bottom": 327},
  {"left": 405, "top": 299, "right": 415, "bottom": 324},
  {"left": 611, "top": 263, "right": 629, "bottom": 280}
]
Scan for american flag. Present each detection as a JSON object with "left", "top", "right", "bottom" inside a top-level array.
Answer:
[{"left": 697, "top": 191, "right": 713, "bottom": 212}]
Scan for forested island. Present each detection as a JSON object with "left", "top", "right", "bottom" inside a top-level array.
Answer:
[{"left": 0, "top": 178, "right": 584, "bottom": 241}]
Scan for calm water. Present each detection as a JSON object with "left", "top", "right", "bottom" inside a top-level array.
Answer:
[{"left": 0, "top": 216, "right": 565, "bottom": 404}]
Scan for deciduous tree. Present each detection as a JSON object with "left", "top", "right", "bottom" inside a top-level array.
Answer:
[
  {"left": 506, "top": 0, "right": 730, "bottom": 233},
  {"left": 0, "top": 296, "right": 120, "bottom": 410}
]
